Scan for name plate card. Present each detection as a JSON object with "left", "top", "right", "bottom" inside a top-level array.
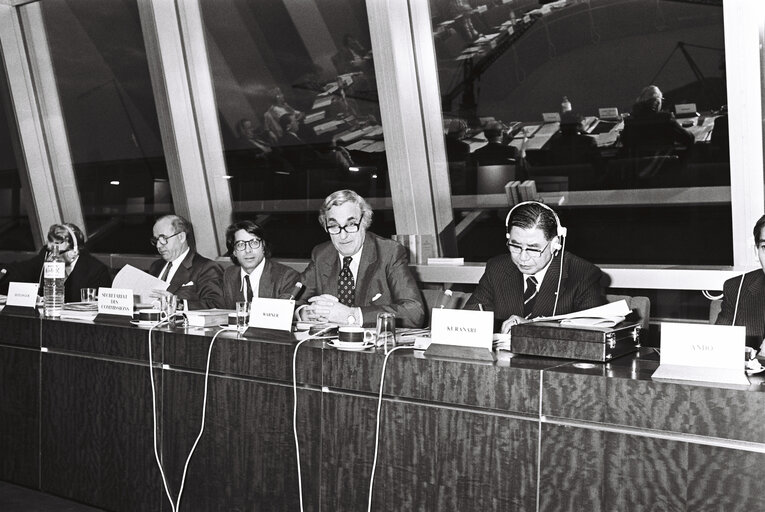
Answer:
[
  {"left": 541, "top": 112, "right": 561, "bottom": 123},
  {"left": 248, "top": 298, "right": 295, "bottom": 331},
  {"left": 97, "top": 287, "right": 134, "bottom": 317},
  {"left": 7, "top": 282, "right": 39, "bottom": 308},
  {"left": 430, "top": 308, "right": 493, "bottom": 349},
  {"left": 675, "top": 103, "right": 697, "bottom": 116},
  {"left": 598, "top": 107, "right": 619, "bottom": 119}
]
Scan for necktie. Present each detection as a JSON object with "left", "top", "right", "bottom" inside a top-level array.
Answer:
[
  {"left": 244, "top": 274, "right": 254, "bottom": 302},
  {"left": 337, "top": 256, "right": 355, "bottom": 306},
  {"left": 523, "top": 275, "right": 538, "bottom": 319},
  {"left": 159, "top": 261, "right": 173, "bottom": 282}
]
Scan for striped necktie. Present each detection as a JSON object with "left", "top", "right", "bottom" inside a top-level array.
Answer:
[{"left": 523, "top": 275, "right": 538, "bottom": 319}]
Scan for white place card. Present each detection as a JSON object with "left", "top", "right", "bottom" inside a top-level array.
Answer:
[
  {"left": 7, "top": 282, "right": 39, "bottom": 308},
  {"left": 598, "top": 107, "right": 619, "bottom": 120},
  {"left": 97, "top": 287, "right": 134, "bottom": 317},
  {"left": 430, "top": 308, "right": 493, "bottom": 350},
  {"left": 248, "top": 298, "right": 295, "bottom": 331},
  {"left": 675, "top": 103, "right": 697, "bottom": 116},
  {"left": 652, "top": 322, "right": 749, "bottom": 386},
  {"left": 541, "top": 112, "right": 561, "bottom": 123}
]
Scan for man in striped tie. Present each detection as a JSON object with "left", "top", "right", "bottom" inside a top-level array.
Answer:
[{"left": 464, "top": 201, "right": 606, "bottom": 333}]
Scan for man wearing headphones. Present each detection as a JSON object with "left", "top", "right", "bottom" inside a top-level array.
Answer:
[
  {"left": 715, "top": 214, "right": 765, "bottom": 350},
  {"left": 464, "top": 201, "right": 606, "bottom": 333},
  {"left": 0, "top": 223, "right": 112, "bottom": 302}
]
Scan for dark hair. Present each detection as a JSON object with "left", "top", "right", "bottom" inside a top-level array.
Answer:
[
  {"left": 754, "top": 214, "right": 765, "bottom": 244},
  {"left": 279, "top": 113, "right": 294, "bottom": 132},
  {"left": 507, "top": 202, "right": 559, "bottom": 241},
  {"left": 156, "top": 214, "right": 195, "bottom": 249},
  {"left": 48, "top": 223, "right": 85, "bottom": 250},
  {"left": 225, "top": 220, "right": 271, "bottom": 263},
  {"left": 483, "top": 124, "right": 502, "bottom": 140},
  {"left": 318, "top": 189, "right": 373, "bottom": 230}
]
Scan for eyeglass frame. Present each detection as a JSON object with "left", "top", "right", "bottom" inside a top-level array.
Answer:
[
  {"left": 506, "top": 239, "right": 551, "bottom": 259},
  {"left": 326, "top": 213, "right": 364, "bottom": 236},
  {"left": 233, "top": 238, "right": 263, "bottom": 252},
  {"left": 150, "top": 231, "right": 182, "bottom": 247}
]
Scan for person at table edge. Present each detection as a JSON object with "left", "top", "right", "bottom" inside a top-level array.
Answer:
[
  {"left": 221, "top": 220, "right": 300, "bottom": 308},
  {"left": 149, "top": 214, "right": 224, "bottom": 310},
  {"left": 716, "top": 214, "right": 765, "bottom": 350},
  {"left": 0, "top": 222, "right": 111, "bottom": 303},
  {"left": 464, "top": 201, "right": 606, "bottom": 333},
  {"left": 297, "top": 189, "right": 425, "bottom": 328}
]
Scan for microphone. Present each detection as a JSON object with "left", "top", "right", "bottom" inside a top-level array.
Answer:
[
  {"left": 438, "top": 289, "right": 453, "bottom": 309},
  {"left": 288, "top": 282, "right": 304, "bottom": 301}
]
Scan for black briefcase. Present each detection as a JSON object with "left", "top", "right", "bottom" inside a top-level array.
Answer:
[{"left": 510, "top": 320, "right": 641, "bottom": 362}]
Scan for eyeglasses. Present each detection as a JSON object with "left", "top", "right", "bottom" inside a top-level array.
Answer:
[
  {"left": 326, "top": 213, "right": 364, "bottom": 235},
  {"left": 233, "top": 238, "right": 263, "bottom": 252},
  {"left": 150, "top": 232, "right": 182, "bottom": 247},
  {"left": 506, "top": 240, "right": 550, "bottom": 259}
]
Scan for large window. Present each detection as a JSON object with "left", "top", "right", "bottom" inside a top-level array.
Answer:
[
  {"left": 429, "top": 0, "right": 730, "bottom": 265},
  {"left": 39, "top": 0, "right": 173, "bottom": 254},
  {"left": 0, "top": 48, "right": 34, "bottom": 251},
  {"left": 201, "top": 0, "right": 394, "bottom": 258}
]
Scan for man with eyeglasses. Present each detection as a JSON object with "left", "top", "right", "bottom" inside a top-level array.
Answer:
[
  {"left": 148, "top": 214, "right": 224, "bottom": 309},
  {"left": 297, "top": 189, "right": 425, "bottom": 328},
  {"left": 221, "top": 220, "right": 300, "bottom": 308},
  {"left": 465, "top": 201, "right": 605, "bottom": 333}
]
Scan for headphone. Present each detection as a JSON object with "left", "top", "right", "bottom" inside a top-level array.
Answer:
[
  {"left": 505, "top": 201, "right": 567, "bottom": 317},
  {"left": 505, "top": 201, "right": 567, "bottom": 251},
  {"left": 62, "top": 224, "right": 80, "bottom": 257}
]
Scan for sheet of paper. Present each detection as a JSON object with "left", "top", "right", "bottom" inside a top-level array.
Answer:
[
  {"left": 534, "top": 300, "right": 631, "bottom": 322},
  {"left": 113, "top": 264, "right": 168, "bottom": 301}
]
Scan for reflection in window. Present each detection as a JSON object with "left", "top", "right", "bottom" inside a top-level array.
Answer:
[
  {"left": 201, "top": 0, "right": 392, "bottom": 258},
  {"left": 41, "top": 0, "right": 173, "bottom": 254},
  {"left": 430, "top": 0, "right": 730, "bottom": 265}
]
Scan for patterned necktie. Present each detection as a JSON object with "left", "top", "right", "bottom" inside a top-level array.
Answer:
[
  {"left": 337, "top": 256, "right": 355, "bottom": 306},
  {"left": 159, "top": 261, "right": 173, "bottom": 282},
  {"left": 244, "top": 274, "right": 254, "bottom": 302},
  {"left": 523, "top": 275, "right": 538, "bottom": 319}
]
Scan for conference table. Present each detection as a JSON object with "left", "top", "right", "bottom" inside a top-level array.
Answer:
[{"left": 1, "top": 311, "right": 764, "bottom": 511}]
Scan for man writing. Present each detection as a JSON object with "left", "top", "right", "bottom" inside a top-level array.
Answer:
[{"left": 298, "top": 189, "right": 425, "bottom": 328}]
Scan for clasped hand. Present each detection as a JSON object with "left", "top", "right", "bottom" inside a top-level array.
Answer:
[
  {"left": 501, "top": 315, "right": 530, "bottom": 334},
  {"left": 302, "top": 294, "right": 353, "bottom": 324}
]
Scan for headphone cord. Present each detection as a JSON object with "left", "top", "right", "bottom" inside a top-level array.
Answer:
[{"left": 552, "top": 236, "right": 566, "bottom": 317}]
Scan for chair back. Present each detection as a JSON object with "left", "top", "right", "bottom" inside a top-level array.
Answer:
[{"left": 606, "top": 294, "right": 651, "bottom": 332}]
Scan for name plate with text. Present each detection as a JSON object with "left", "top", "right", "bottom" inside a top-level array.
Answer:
[
  {"left": 248, "top": 298, "right": 295, "bottom": 331},
  {"left": 430, "top": 308, "right": 493, "bottom": 349},
  {"left": 7, "top": 282, "right": 39, "bottom": 308},
  {"left": 97, "top": 287, "right": 134, "bottom": 317},
  {"left": 541, "top": 112, "right": 561, "bottom": 123},
  {"left": 598, "top": 107, "right": 619, "bottom": 119}
]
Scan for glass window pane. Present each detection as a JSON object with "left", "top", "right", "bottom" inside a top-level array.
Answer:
[
  {"left": 0, "top": 48, "right": 34, "bottom": 251},
  {"left": 430, "top": 0, "right": 730, "bottom": 265},
  {"left": 201, "top": 0, "right": 392, "bottom": 258},
  {"left": 40, "top": 0, "right": 173, "bottom": 254}
]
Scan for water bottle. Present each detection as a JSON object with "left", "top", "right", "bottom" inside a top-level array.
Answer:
[
  {"left": 561, "top": 96, "right": 572, "bottom": 113},
  {"left": 43, "top": 244, "right": 65, "bottom": 317}
]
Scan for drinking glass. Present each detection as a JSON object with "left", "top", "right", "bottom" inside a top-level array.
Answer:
[
  {"left": 375, "top": 313, "right": 396, "bottom": 353},
  {"left": 236, "top": 301, "right": 250, "bottom": 335}
]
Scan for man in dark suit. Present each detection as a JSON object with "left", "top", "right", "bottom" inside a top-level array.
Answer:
[
  {"left": 464, "top": 201, "right": 606, "bottom": 333},
  {"left": 716, "top": 214, "right": 765, "bottom": 350},
  {"left": 221, "top": 220, "right": 300, "bottom": 308},
  {"left": 149, "top": 215, "right": 224, "bottom": 310},
  {"left": 298, "top": 189, "right": 425, "bottom": 328},
  {"left": 471, "top": 122, "right": 520, "bottom": 167},
  {"left": 0, "top": 223, "right": 112, "bottom": 303}
]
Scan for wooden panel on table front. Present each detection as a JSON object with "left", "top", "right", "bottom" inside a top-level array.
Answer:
[
  {"left": 0, "top": 346, "right": 39, "bottom": 488},
  {"left": 40, "top": 353, "right": 161, "bottom": 511},
  {"left": 0, "top": 313, "right": 40, "bottom": 348},
  {"left": 688, "top": 444, "right": 765, "bottom": 511},
  {"left": 42, "top": 318, "right": 156, "bottom": 361},
  {"left": 161, "top": 371, "right": 321, "bottom": 512},
  {"left": 321, "top": 393, "right": 538, "bottom": 511},
  {"left": 688, "top": 386, "right": 765, "bottom": 442}
]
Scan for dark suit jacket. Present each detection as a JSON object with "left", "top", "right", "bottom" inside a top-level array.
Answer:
[
  {"left": 546, "top": 130, "right": 602, "bottom": 169},
  {"left": 464, "top": 251, "right": 606, "bottom": 331},
  {"left": 620, "top": 111, "right": 694, "bottom": 157},
  {"left": 149, "top": 249, "right": 224, "bottom": 310},
  {"left": 299, "top": 232, "right": 425, "bottom": 328},
  {"left": 716, "top": 270, "right": 765, "bottom": 350},
  {"left": 221, "top": 259, "right": 300, "bottom": 309},
  {"left": 0, "top": 248, "right": 112, "bottom": 303},
  {"left": 471, "top": 141, "right": 519, "bottom": 166}
]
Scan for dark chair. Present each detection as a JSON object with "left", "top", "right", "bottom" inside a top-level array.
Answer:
[
  {"left": 602, "top": 155, "right": 681, "bottom": 188},
  {"left": 606, "top": 294, "right": 651, "bottom": 333}
]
